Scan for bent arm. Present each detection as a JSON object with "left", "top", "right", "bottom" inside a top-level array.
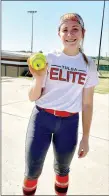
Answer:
[
  {"left": 27, "top": 57, "right": 48, "bottom": 102},
  {"left": 28, "top": 77, "right": 44, "bottom": 102}
]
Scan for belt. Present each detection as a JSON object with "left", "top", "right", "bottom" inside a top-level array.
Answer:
[{"left": 37, "top": 106, "right": 77, "bottom": 117}]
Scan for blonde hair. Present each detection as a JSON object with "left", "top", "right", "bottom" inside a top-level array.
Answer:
[
  {"left": 59, "top": 13, "right": 89, "bottom": 65},
  {"left": 60, "top": 13, "right": 77, "bottom": 21},
  {"left": 79, "top": 48, "right": 89, "bottom": 65}
]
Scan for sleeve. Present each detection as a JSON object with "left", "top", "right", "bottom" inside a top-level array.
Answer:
[{"left": 84, "top": 58, "right": 99, "bottom": 88}]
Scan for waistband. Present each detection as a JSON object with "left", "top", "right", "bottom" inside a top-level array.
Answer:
[{"left": 36, "top": 106, "right": 78, "bottom": 117}]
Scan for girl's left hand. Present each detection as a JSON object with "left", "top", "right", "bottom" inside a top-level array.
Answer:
[{"left": 78, "top": 137, "right": 89, "bottom": 158}]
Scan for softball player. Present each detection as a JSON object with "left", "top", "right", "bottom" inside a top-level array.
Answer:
[{"left": 22, "top": 13, "right": 99, "bottom": 195}]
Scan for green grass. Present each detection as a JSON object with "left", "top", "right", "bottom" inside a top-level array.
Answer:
[{"left": 94, "top": 78, "right": 109, "bottom": 94}]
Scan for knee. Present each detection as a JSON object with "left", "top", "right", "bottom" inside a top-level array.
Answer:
[
  {"left": 25, "top": 159, "right": 44, "bottom": 179},
  {"left": 54, "top": 163, "right": 70, "bottom": 176}
]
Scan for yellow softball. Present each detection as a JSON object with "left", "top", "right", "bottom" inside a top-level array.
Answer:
[{"left": 29, "top": 53, "right": 46, "bottom": 70}]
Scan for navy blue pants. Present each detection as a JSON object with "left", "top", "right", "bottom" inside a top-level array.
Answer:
[{"left": 24, "top": 106, "right": 79, "bottom": 179}]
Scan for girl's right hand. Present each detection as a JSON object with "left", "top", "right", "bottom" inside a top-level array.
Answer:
[{"left": 27, "top": 58, "right": 48, "bottom": 78}]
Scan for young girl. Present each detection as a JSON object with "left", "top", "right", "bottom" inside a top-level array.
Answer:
[{"left": 22, "top": 13, "right": 99, "bottom": 195}]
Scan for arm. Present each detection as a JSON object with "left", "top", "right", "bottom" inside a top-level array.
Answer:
[
  {"left": 28, "top": 76, "right": 44, "bottom": 102},
  {"left": 82, "top": 86, "right": 94, "bottom": 139},
  {"left": 78, "top": 58, "right": 99, "bottom": 158},
  {"left": 78, "top": 86, "right": 94, "bottom": 158}
]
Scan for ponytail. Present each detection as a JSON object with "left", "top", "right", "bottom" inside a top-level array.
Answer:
[{"left": 79, "top": 48, "right": 89, "bottom": 65}]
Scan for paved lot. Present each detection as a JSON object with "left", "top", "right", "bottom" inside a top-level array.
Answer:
[{"left": 2, "top": 77, "right": 109, "bottom": 195}]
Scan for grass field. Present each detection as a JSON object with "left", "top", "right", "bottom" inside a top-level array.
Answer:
[
  {"left": 94, "top": 71, "right": 109, "bottom": 94},
  {"left": 98, "top": 71, "right": 109, "bottom": 78},
  {"left": 94, "top": 78, "right": 109, "bottom": 94}
]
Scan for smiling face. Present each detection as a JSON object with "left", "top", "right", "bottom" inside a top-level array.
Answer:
[
  {"left": 58, "top": 13, "right": 85, "bottom": 56},
  {"left": 59, "top": 20, "right": 84, "bottom": 53}
]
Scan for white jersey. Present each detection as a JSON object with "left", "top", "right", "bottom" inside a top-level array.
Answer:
[{"left": 35, "top": 51, "right": 99, "bottom": 112}]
